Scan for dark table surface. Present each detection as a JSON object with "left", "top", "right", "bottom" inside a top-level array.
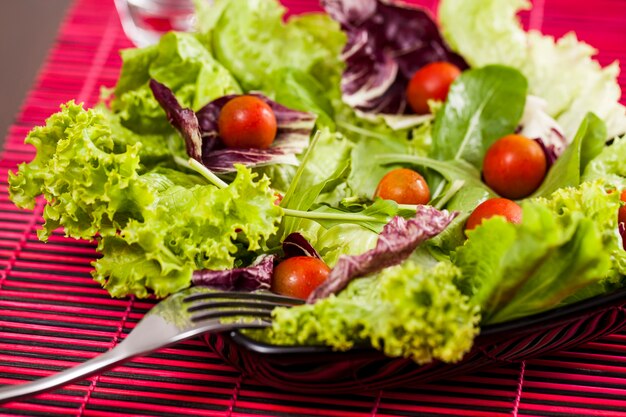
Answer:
[{"left": 0, "top": 0, "right": 72, "bottom": 147}]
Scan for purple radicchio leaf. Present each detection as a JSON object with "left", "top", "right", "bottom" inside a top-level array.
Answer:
[
  {"left": 149, "top": 79, "right": 203, "bottom": 161},
  {"left": 620, "top": 222, "right": 626, "bottom": 251},
  {"left": 149, "top": 80, "right": 317, "bottom": 173},
  {"left": 195, "top": 94, "right": 316, "bottom": 172},
  {"left": 518, "top": 95, "right": 568, "bottom": 165},
  {"left": 192, "top": 255, "right": 275, "bottom": 291},
  {"left": 307, "top": 205, "right": 458, "bottom": 303},
  {"left": 322, "top": 0, "right": 468, "bottom": 115},
  {"left": 282, "top": 233, "right": 321, "bottom": 259},
  {"left": 534, "top": 138, "right": 559, "bottom": 169}
]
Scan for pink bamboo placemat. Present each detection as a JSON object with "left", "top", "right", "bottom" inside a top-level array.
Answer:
[{"left": 1, "top": 0, "right": 625, "bottom": 416}]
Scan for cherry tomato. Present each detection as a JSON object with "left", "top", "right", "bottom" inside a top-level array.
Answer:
[
  {"left": 465, "top": 198, "right": 522, "bottom": 234},
  {"left": 482, "top": 134, "right": 547, "bottom": 200},
  {"left": 618, "top": 190, "right": 626, "bottom": 225},
  {"left": 272, "top": 256, "right": 331, "bottom": 299},
  {"left": 374, "top": 168, "right": 430, "bottom": 205},
  {"left": 217, "top": 96, "right": 277, "bottom": 149},
  {"left": 406, "top": 62, "right": 461, "bottom": 114}
]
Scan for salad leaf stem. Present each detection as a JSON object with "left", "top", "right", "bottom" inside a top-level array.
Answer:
[
  {"left": 433, "top": 180, "right": 465, "bottom": 209},
  {"left": 377, "top": 154, "right": 464, "bottom": 180},
  {"left": 337, "top": 120, "right": 393, "bottom": 142},
  {"left": 282, "top": 208, "right": 378, "bottom": 223},
  {"left": 186, "top": 158, "right": 229, "bottom": 189}
]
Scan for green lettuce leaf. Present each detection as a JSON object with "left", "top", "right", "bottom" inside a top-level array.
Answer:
[
  {"left": 583, "top": 135, "right": 626, "bottom": 190},
  {"left": 95, "top": 165, "right": 283, "bottom": 298},
  {"left": 532, "top": 113, "right": 606, "bottom": 197},
  {"left": 453, "top": 181, "right": 623, "bottom": 324},
  {"left": 111, "top": 31, "right": 241, "bottom": 133},
  {"left": 8, "top": 103, "right": 282, "bottom": 298},
  {"left": 266, "top": 260, "right": 480, "bottom": 364},
  {"left": 262, "top": 67, "right": 336, "bottom": 128},
  {"left": 439, "top": 0, "right": 626, "bottom": 139},
  {"left": 204, "top": 0, "right": 345, "bottom": 92},
  {"left": 315, "top": 224, "right": 378, "bottom": 267},
  {"left": 278, "top": 129, "right": 352, "bottom": 239},
  {"left": 9, "top": 102, "right": 155, "bottom": 239}
]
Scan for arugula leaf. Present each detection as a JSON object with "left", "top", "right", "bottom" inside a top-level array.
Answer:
[
  {"left": 532, "top": 113, "right": 606, "bottom": 197},
  {"left": 376, "top": 154, "right": 496, "bottom": 212},
  {"left": 430, "top": 65, "right": 528, "bottom": 168},
  {"left": 347, "top": 135, "right": 412, "bottom": 199},
  {"left": 308, "top": 198, "right": 399, "bottom": 233}
]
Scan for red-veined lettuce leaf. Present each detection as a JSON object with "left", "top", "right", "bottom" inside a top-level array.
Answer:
[
  {"left": 307, "top": 205, "right": 457, "bottom": 302},
  {"left": 192, "top": 255, "right": 275, "bottom": 291}
]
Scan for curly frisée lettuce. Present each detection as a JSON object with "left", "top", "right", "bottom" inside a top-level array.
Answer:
[
  {"left": 265, "top": 260, "right": 480, "bottom": 364},
  {"left": 8, "top": 103, "right": 282, "bottom": 297}
]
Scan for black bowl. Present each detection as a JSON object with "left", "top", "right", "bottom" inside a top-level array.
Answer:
[{"left": 204, "top": 288, "right": 626, "bottom": 393}]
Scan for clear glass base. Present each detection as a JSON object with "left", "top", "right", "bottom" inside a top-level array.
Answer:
[{"left": 114, "top": 0, "right": 198, "bottom": 47}]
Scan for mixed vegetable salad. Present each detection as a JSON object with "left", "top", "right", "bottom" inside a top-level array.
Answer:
[{"left": 8, "top": 0, "right": 626, "bottom": 365}]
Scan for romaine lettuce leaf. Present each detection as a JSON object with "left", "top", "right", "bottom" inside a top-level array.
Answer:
[
  {"left": 267, "top": 260, "right": 479, "bottom": 364},
  {"left": 204, "top": 0, "right": 345, "bottom": 92},
  {"left": 439, "top": 0, "right": 626, "bottom": 139},
  {"left": 453, "top": 181, "right": 623, "bottom": 324},
  {"left": 532, "top": 113, "right": 606, "bottom": 197}
]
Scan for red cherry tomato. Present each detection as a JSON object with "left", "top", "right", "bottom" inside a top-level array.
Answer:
[
  {"left": 406, "top": 62, "right": 461, "bottom": 114},
  {"left": 482, "top": 134, "right": 547, "bottom": 200},
  {"left": 465, "top": 198, "right": 522, "bottom": 234},
  {"left": 217, "top": 96, "right": 277, "bottom": 149},
  {"left": 374, "top": 168, "right": 430, "bottom": 205},
  {"left": 272, "top": 256, "right": 331, "bottom": 300},
  {"left": 618, "top": 190, "right": 626, "bottom": 225}
]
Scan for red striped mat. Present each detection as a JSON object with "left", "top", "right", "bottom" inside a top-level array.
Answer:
[{"left": 1, "top": 0, "right": 625, "bottom": 416}]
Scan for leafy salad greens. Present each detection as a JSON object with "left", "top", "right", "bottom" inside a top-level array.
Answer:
[{"left": 8, "top": 0, "right": 626, "bottom": 365}]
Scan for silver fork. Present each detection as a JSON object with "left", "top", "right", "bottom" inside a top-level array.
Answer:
[{"left": 0, "top": 286, "right": 303, "bottom": 403}]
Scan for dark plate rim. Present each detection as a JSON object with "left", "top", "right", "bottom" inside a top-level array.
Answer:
[{"left": 224, "top": 287, "right": 626, "bottom": 356}]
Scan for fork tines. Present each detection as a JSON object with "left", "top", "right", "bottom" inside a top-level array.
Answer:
[{"left": 184, "top": 291, "right": 304, "bottom": 323}]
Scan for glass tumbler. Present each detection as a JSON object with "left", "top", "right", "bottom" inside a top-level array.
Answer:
[{"left": 114, "top": 0, "right": 201, "bottom": 47}]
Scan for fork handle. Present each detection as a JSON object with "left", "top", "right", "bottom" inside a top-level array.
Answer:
[
  {"left": 0, "top": 320, "right": 269, "bottom": 403},
  {"left": 0, "top": 348, "right": 127, "bottom": 403}
]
